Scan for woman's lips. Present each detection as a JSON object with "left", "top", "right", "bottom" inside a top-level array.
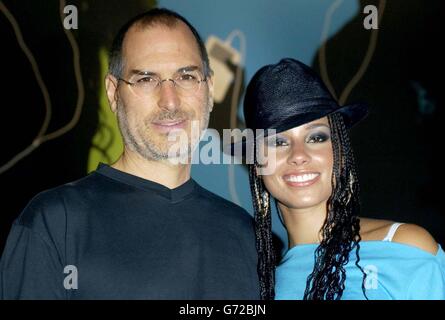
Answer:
[
  {"left": 283, "top": 172, "right": 321, "bottom": 188},
  {"left": 152, "top": 119, "right": 187, "bottom": 133}
]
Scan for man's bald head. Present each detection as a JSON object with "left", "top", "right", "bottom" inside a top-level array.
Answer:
[{"left": 108, "top": 8, "right": 211, "bottom": 78}]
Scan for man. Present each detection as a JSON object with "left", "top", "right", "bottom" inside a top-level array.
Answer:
[{"left": 0, "top": 8, "right": 259, "bottom": 299}]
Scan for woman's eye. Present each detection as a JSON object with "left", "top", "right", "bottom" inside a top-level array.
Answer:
[
  {"left": 267, "top": 138, "right": 288, "bottom": 147},
  {"left": 307, "top": 133, "right": 329, "bottom": 143}
]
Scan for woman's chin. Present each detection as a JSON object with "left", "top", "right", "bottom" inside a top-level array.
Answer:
[{"left": 276, "top": 196, "right": 327, "bottom": 211}]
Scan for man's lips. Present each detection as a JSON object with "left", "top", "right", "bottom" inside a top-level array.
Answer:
[{"left": 152, "top": 119, "right": 187, "bottom": 133}]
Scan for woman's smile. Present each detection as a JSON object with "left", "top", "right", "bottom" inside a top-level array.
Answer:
[{"left": 283, "top": 171, "right": 321, "bottom": 188}]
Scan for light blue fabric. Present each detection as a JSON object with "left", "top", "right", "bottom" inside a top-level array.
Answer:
[{"left": 275, "top": 241, "right": 445, "bottom": 300}]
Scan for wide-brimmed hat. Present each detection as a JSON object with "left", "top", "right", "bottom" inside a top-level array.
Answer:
[{"left": 224, "top": 58, "right": 368, "bottom": 156}]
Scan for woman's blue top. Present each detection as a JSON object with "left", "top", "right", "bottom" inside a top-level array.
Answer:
[{"left": 275, "top": 241, "right": 445, "bottom": 300}]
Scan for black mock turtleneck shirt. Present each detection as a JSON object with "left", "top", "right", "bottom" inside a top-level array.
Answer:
[{"left": 0, "top": 163, "right": 260, "bottom": 299}]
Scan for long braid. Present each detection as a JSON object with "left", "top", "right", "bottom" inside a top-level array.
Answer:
[
  {"left": 248, "top": 140, "right": 276, "bottom": 300},
  {"left": 303, "top": 112, "right": 368, "bottom": 299}
]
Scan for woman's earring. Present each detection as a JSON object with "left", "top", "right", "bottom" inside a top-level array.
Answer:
[
  {"left": 261, "top": 190, "right": 270, "bottom": 217},
  {"left": 253, "top": 164, "right": 269, "bottom": 217}
]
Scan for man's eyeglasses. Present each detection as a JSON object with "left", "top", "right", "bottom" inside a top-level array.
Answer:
[{"left": 118, "top": 69, "right": 207, "bottom": 98}]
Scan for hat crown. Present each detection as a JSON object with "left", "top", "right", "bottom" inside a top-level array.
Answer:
[
  {"left": 244, "top": 58, "right": 338, "bottom": 130},
  {"left": 226, "top": 58, "right": 368, "bottom": 155}
]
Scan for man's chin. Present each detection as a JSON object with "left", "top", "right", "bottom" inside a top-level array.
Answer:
[
  {"left": 146, "top": 142, "right": 191, "bottom": 162},
  {"left": 164, "top": 150, "right": 192, "bottom": 165}
]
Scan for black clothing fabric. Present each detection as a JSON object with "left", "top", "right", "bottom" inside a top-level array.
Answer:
[{"left": 0, "top": 163, "right": 259, "bottom": 299}]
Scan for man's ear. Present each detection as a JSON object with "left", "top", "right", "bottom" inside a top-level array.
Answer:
[
  {"left": 105, "top": 74, "right": 119, "bottom": 113},
  {"left": 207, "top": 74, "right": 214, "bottom": 112}
]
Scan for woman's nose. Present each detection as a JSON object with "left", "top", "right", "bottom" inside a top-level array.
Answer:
[{"left": 287, "top": 142, "right": 311, "bottom": 166}]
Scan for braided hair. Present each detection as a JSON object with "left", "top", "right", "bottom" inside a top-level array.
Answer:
[
  {"left": 248, "top": 112, "right": 368, "bottom": 300},
  {"left": 248, "top": 161, "right": 275, "bottom": 300}
]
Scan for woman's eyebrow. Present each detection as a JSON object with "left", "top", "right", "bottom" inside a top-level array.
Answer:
[{"left": 305, "top": 123, "right": 330, "bottom": 130}]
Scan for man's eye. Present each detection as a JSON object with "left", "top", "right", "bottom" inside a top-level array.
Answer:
[
  {"left": 137, "top": 77, "right": 157, "bottom": 83},
  {"left": 178, "top": 74, "right": 197, "bottom": 81}
]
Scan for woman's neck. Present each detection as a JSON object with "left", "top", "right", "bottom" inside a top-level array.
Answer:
[{"left": 278, "top": 201, "right": 328, "bottom": 248}]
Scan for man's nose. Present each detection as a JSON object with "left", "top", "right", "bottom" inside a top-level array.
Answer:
[{"left": 157, "top": 79, "right": 181, "bottom": 111}]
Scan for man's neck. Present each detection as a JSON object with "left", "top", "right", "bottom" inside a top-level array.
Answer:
[
  {"left": 279, "top": 202, "right": 328, "bottom": 248},
  {"left": 111, "top": 149, "right": 191, "bottom": 189}
]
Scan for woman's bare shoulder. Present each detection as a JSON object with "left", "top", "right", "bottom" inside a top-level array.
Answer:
[
  {"left": 359, "top": 217, "right": 438, "bottom": 255},
  {"left": 392, "top": 223, "right": 438, "bottom": 255}
]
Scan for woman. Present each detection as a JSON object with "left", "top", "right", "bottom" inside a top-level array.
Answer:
[{"left": 239, "top": 58, "right": 445, "bottom": 300}]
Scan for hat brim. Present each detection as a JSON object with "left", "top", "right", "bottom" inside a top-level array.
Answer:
[{"left": 223, "top": 102, "right": 369, "bottom": 157}]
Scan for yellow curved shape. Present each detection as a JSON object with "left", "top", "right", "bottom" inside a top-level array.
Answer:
[{"left": 87, "top": 47, "right": 123, "bottom": 173}]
